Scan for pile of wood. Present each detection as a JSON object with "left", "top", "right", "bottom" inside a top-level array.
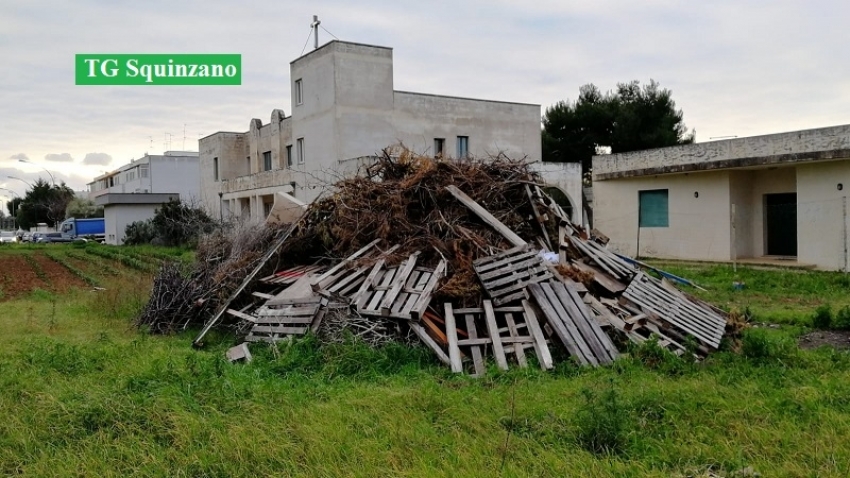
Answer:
[{"left": 183, "top": 151, "right": 729, "bottom": 375}]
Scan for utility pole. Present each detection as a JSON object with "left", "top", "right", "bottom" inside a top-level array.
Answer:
[{"left": 311, "top": 15, "right": 321, "bottom": 50}]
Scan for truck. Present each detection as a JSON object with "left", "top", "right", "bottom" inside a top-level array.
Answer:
[{"left": 60, "top": 217, "right": 105, "bottom": 242}]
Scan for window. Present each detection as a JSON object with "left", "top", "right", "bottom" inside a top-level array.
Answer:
[
  {"left": 456, "top": 136, "right": 469, "bottom": 158},
  {"left": 213, "top": 157, "right": 219, "bottom": 181},
  {"left": 246, "top": 156, "right": 251, "bottom": 174},
  {"left": 297, "top": 138, "right": 305, "bottom": 164},
  {"left": 434, "top": 138, "right": 445, "bottom": 157},
  {"left": 286, "top": 145, "right": 293, "bottom": 167},
  {"left": 140, "top": 164, "right": 149, "bottom": 178},
  {"left": 638, "top": 189, "right": 669, "bottom": 227},
  {"left": 263, "top": 151, "right": 272, "bottom": 171},
  {"left": 295, "top": 79, "right": 303, "bottom": 105},
  {"left": 263, "top": 201, "right": 273, "bottom": 218}
]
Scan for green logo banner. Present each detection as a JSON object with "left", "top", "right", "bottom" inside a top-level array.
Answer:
[{"left": 75, "top": 54, "right": 242, "bottom": 85}]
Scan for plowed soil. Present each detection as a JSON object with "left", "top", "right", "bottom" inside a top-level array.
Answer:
[{"left": 0, "top": 252, "right": 87, "bottom": 301}]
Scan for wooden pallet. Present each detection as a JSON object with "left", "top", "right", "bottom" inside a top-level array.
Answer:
[
  {"left": 623, "top": 272, "right": 725, "bottom": 349},
  {"left": 444, "top": 300, "right": 553, "bottom": 376},
  {"left": 473, "top": 245, "right": 553, "bottom": 305},
  {"left": 528, "top": 281, "right": 618, "bottom": 366},
  {"left": 353, "top": 254, "right": 445, "bottom": 320},
  {"left": 585, "top": 295, "right": 690, "bottom": 357},
  {"left": 244, "top": 297, "right": 327, "bottom": 343},
  {"left": 562, "top": 230, "right": 636, "bottom": 282}
]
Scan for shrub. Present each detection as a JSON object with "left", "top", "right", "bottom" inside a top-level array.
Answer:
[
  {"left": 812, "top": 304, "right": 833, "bottom": 329},
  {"left": 834, "top": 305, "right": 850, "bottom": 330},
  {"left": 741, "top": 328, "right": 797, "bottom": 363},
  {"left": 124, "top": 220, "right": 156, "bottom": 245}
]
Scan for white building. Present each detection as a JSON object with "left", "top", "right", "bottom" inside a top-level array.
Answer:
[
  {"left": 88, "top": 151, "right": 200, "bottom": 244},
  {"left": 200, "top": 40, "right": 562, "bottom": 223},
  {"left": 592, "top": 124, "right": 850, "bottom": 270}
]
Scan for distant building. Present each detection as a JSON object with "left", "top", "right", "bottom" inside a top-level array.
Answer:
[
  {"left": 200, "top": 40, "right": 555, "bottom": 223},
  {"left": 87, "top": 151, "right": 199, "bottom": 244},
  {"left": 592, "top": 124, "right": 850, "bottom": 270}
]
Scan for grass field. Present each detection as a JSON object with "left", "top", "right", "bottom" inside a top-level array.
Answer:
[{"left": 2, "top": 246, "right": 850, "bottom": 477}]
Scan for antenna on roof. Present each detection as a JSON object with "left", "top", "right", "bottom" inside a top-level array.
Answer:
[{"left": 311, "top": 15, "right": 321, "bottom": 50}]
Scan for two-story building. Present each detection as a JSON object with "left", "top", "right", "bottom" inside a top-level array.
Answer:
[
  {"left": 200, "top": 40, "right": 557, "bottom": 223},
  {"left": 88, "top": 151, "right": 200, "bottom": 244}
]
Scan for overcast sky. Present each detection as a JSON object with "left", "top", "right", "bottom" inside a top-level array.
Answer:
[{"left": 1, "top": 0, "right": 848, "bottom": 200}]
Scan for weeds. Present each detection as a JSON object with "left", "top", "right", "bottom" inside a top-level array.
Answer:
[
  {"left": 741, "top": 328, "right": 798, "bottom": 363},
  {"left": 574, "top": 379, "right": 629, "bottom": 455},
  {"left": 44, "top": 252, "right": 100, "bottom": 287}
]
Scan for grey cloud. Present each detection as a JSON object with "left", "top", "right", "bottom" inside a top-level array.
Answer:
[
  {"left": 82, "top": 153, "right": 112, "bottom": 165},
  {"left": 9, "top": 153, "right": 28, "bottom": 161},
  {"left": 44, "top": 153, "right": 74, "bottom": 162}
]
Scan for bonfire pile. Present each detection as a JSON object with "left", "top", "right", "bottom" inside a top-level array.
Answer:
[{"left": 141, "top": 150, "right": 733, "bottom": 375}]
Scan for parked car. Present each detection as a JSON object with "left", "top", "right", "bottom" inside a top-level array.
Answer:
[
  {"left": 21, "top": 232, "right": 33, "bottom": 243},
  {"left": 0, "top": 231, "right": 18, "bottom": 243},
  {"left": 35, "top": 232, "right": 73, "bottom": 243}
]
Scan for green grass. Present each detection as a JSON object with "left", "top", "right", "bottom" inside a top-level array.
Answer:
[
  {"left": 2, "top": 252, "right": 850, "bottom": 476},
  {"left": 645, "top": 260, "right": 850, "bottom": 325}
]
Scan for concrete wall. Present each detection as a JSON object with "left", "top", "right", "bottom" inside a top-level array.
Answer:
[
  {"left": 728, "top": 171, "right": 755, "bottom": 259},
  {"left": 594, "top": 171, "right": 732, "bottom": 260},
  {"left": 393, "top": 92, "right": 541, "bottom": 162},
  {"left": 594, "top": 124, "right": 850, "bottom": 179},
  {"left": 200, "top": 132, "right": 247, "bottom": 218},
  {"left": 104, "top": 203, "right": 159, "bottom": 245},
  {"left": 797, "top": 161, "right": 850, "bottom": 270},
  {"left": 148, "top": 156, "right": 200, "bottom": 204}
]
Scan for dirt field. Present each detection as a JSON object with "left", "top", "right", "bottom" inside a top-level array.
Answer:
[{"left": 0, "top": 251, "right": 87, "bottom": 300}]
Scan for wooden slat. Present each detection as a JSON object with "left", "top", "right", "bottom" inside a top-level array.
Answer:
[
  {"left": 564, "top": 283, "right": 619, "bottom": 362},
  {"left": 444, "top": 303, "right": 463, "bottom": 373},
  {"left": 483, "top": 300, "right": 509, "bottom": 370},
  {"left": 445, "top": 185, "right": 527, "bottom": 247},
  {"left": 311, "top": 238, "right": 382, "bottom": 292},
  {"left": 409, "top": 322, "right": 451, "bottom": 366},
  {"left": 227, "top": 308, "right": 257, "bottom": 323},
  {"left": 522, "top": 300, "right": 553, "bottom": 370},
  {"left": 463, "top": 312, "right": 486, "bottom": 377}
]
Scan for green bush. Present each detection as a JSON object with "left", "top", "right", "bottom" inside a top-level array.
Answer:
[
  {"left": 124, "top": 220, "right": 156, "bottom": 246},
  {"left": 834, "top": 305, "right": 850, "bottom": 330},
  {"left": 812, "top": 304, "right": 833, "bottom": 329}
]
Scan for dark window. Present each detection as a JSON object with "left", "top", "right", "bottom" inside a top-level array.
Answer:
[
  {"left": 286, "top": 145, "right": 293, "bottom": 167},
  {"left": 213, "top": 157, "right": 219, "bottom": 181},
  {"left": 638, "top": 189, "right": 669, "bottom": 227},
  {"left": 295, "top": 79, "right": 303, "bottom": 105},
  {"left": 297, "top": 138, "right": 305, "bottom": 164},
  {"left": 434, "top": 138, "right": 445, "bottom": 157},
  {"left": 263, "top": 151, "right": 272, "bottom": 171},
  {"left": 246, "top": 156, "right": 251, "bottom": 174},
  {"left": 456, "top": 136, "right": 469, "bottom": 158}
]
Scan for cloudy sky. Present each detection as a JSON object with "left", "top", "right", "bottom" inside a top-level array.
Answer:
[{"left": 1, "top": 0, "right": 848, "bottom": 201}]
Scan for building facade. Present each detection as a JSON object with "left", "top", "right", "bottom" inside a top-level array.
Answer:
[
  {"left": 592, "top": 124, "right": 850, "bottom": 270},
  {"left": 88, "top": 151, "right": 200, "bottom": 244},
  {"left": 200, "top": 40, "right": 545, "bottom": 223}
]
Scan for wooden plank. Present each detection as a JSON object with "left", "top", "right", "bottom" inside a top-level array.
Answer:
[
  {"left": 463, "top": 313, "right": 486, "bottom": 377},
  {"left": 522, "top": 300, "right": 553, "bottom": 370},
  {"left": 265, "top": 296, "right": 323, "bottom": 307},
  {"left": 256, "top": 306, "right": 319, "bottom": 317},
  {"left": 227, "top": 308, "right": 257, "bottom": 323},
  {"left": 252, "top": 292, "right": 275, "bottom": 299},
  {"left": 311, "top": 238, "right": 382, "bottom": 291},
  {"left": 472, "top": 245, "right": 529, "bottom": 267},
  {"left": 474, "top": 250, "right": 539, "bottom": 274},
  {"left": 351, "top": 260, "right": 388, "bottom": 306},
  {"left": 564, "top": 283, "right": 619, "bottom": 362},
  {"left": 409, "top": 322, "right": 451, "bottom": 366},
  {"left": 571, "top": 260, "right": 627, "bottom": 294},
  {"left": 528, "top": 283, "right": 589, "bottom": 366},
  {"left": 445, "top": 184, "right": 527, "bottom": 247},
  {"left": 483, "top": 300, "right": 509, "bottom": 371},
  {"left": 504, "top": 312, "right": 527, "bottom": 367},
  {"left": 421, "top": 313, "right": 448, "bottom": 347},
  {"left": 526, "top": 183, "right": 552, "bottom": 251},
  {"left": 443, "top": 303, "right": 463, "bottom": 373},
  {"left": 539, "top": 282, "right": 599, "bottom": 365},
  {"left": 249, "top": 325, "right": 308, "bottom": 335}
]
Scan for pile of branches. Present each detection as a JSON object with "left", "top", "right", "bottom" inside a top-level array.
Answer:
[
  {"left": 137, "top": 222, "right": 291, "bottom": 333},
  {"left": 281, "top": 149, "right": 545, "bottom": 303}
]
